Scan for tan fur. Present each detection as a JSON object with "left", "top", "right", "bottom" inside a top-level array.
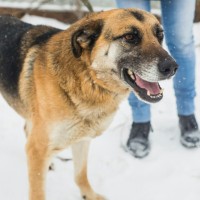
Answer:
[{"left": 0, "top": 9, "right": 176, "bottom": 200}]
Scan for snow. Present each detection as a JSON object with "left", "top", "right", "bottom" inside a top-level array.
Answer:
[
  {"left": 0, "top": 1, "right": 115, "bottom": 12},
  {"left": 0, "top": 14, "right": 200, "bottom": 200}
]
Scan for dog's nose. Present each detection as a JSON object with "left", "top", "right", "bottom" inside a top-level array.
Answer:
[{"left": 158, "top": 58, "right": 178, "bottom": 77}]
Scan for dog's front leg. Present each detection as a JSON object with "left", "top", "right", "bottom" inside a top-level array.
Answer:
[
  {"left": 26, "top": 125, "right": 51, "bottom": 200},
  {"left": 72, "top": 140, "right": 106, "bottom": 200}
]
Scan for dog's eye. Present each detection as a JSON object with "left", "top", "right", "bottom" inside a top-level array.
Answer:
[
  {"left": 123, "top": 30, "right": 141, "bottom": 44},
  {"left": 124, "top": 34, "right": 134, "bottom": 41}
]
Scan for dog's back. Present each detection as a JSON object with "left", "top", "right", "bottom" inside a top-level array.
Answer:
[
  {"left": 0, "top": 15, "right": 33, "bottom": 97},
  {"left": 0, "top": 15, "right": 61, "bottom": 106}
]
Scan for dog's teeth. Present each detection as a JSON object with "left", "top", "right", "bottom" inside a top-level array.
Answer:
[
  {"left": 130, "top": 71, "right": 135, "bottom": 78},
  {"left": 160, "top": 89, "right": 164, "bottom": 94},
  {"left": 127, "top": 69, "right": 135, "bottom": 80},
  {"left": 128, "top": 69, "right": 133, "bottom": 76},
  {"left": 147, "top": 91, "right": 151, "bottom": 96},
  {"left": 130, "top": 75, "right": 135, "bottom": 80},
  {"left": 149, "top": 93, "right": 163, "bottom": 99}
]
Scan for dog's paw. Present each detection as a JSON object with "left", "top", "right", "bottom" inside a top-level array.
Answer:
[
  {"left": 49, "top": 162, "right": 55, "bottom": 171},
  {"left": 82, "top": 193, "right": 106, "bottom": 200}
]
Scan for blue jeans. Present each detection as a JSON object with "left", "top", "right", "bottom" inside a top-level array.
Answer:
[{"left": 115, "top": 0, "right": 196, "bottom": 122}]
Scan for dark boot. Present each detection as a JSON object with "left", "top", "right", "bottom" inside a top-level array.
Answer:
[
  {"left": 126, "top": 122, "right": 151, "bottom": 158},
  {"left": 179, "top": 114, "right": 200, "bottom": 148}
]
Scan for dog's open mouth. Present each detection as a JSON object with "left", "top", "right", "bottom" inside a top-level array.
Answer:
[{"left": 122, "top": 68, "right": 163, "bottom": 103}]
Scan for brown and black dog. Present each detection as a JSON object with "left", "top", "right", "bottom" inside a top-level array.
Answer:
[{"left": 0, "top": 9, "right": 177, "bottom": 200}]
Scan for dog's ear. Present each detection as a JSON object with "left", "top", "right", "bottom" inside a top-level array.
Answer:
[{"left": 71, "top": 19, "right": 103, "bottom": 58}]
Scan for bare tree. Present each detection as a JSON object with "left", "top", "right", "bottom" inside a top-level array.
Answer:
[{"left": 80, "top": 0, "right": 94, "bottom": 12}]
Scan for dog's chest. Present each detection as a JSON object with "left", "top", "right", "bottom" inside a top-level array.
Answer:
[{"left": 49, "top": 107, "right": 115, "bottom": 150}]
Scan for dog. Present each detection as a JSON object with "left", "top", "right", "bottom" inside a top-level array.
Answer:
[{"left": 0, "top": 9, "right": 178, "bottom": 200}]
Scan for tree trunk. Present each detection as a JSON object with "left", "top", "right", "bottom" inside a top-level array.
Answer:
[{"left": 195, "top": 0, "right": 200, "bottom": 22}]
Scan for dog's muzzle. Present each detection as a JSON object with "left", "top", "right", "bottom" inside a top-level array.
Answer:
[
  {"left": 121, "top": 68, "right": 163, "bottom": 103},
  {"left": 120, "top": 57, "right": 178, "bottom": 103}
]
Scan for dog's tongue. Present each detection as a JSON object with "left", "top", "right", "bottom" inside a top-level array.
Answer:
[{"left": 135, "top": 74, "right": 160, "bottom": 95}]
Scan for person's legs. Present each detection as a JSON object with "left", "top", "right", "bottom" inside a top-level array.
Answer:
[
  {"left": 127, "top": 94, "right": 152, "bottom": 158},
  {"left": 161, "top": 0, "right": 200, "bottom": 147},
  {"left": 115, "top": 0, "right": 151, "bottom": 10},
  {"left": 128, "top": 93, "right": 150, "bottom": 123},
  {"left": 116, "top": 0, "right": 152, "bottom": 158}
]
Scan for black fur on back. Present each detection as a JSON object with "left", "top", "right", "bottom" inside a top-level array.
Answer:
[
  {"left": 0, "top": 15, "right": 33, "bottom": 97},
  {"left": 0, "top": 15, "right": 61, "bottom": 98}
]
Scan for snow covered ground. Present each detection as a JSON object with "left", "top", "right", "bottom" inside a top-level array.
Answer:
[{"left": 0, "top": 14, "right": 200, "bottom": 200}]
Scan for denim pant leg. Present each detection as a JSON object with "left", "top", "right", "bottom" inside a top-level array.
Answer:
[
  {"left": 115, "top": 0, "right": 151, "bottom": 10},
  {"left": 128, "top": 93, "right": 151, "bottom": 122},
  {"left": 115, "top": 0, "right": 151, "bottom": 122},
  {"left": 161, "top": 0, "right": 196, "bottom": 116}
]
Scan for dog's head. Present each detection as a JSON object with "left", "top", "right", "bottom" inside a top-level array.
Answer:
[{"left": 71, "top": 9, "right": 178, "bottom": 103}]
